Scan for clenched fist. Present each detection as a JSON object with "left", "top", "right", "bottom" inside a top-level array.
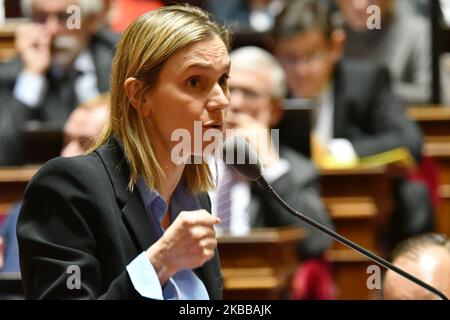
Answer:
[{"left": 146, "top": 210, "right": 220, "bottom": 285}]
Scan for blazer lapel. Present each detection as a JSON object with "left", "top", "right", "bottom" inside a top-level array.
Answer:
[
  {"left": 97, "top": 140, "right": 222, "bottom": 299},
  {"left": 95, "top": 138, "right": 157, "bottom": 251},
  {"left": 121, "top": 192, "right": 160, "bottom": 251}
]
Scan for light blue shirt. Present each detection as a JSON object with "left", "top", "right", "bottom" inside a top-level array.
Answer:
[{"left": 126, "top": 177, "right": 210, "bottom": 300}]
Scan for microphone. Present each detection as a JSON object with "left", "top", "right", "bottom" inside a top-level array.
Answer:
[{"left": 222, "top": 136, "right": 449, "bottom": 300}]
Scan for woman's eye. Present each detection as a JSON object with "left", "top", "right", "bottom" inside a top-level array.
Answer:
[{"left": 187, "top": 77, "right": 201, "bottom": 88}]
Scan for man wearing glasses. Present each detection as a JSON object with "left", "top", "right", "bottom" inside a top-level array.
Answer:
[
  {"left": 272, "top": 0, "right": 432, "bottom": 251},
  {"left": 0, "top": 0, "right": 117, "bottom": 166}
]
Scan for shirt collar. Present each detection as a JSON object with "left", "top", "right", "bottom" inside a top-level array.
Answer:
[
  {"left": 136, "top": 176, "right": 201, "bottom": 225},
  {"left": 114, "top": 136, "right": 201, "bottom": 224},
  {"left": 73, "top": 50, "right": 96, "bottom": 74}
]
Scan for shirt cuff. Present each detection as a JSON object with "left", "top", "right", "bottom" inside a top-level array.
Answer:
[
  {"left": 13, "top": 72, "right": 48, "bottom": 109},
  {"left": 328, "top": 138, "right": 358, "bottom": 164},
  {"left": 126, "top": 251, "right": 164, "bottom": 300},
  {"left": 264, "top": 158, "right": 290, "bottom": 183}
]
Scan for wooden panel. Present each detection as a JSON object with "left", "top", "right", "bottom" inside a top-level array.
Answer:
[
  {"left": 325, "top": 197, "right": 378, "bottom": 252},
  {"left": 425, "top": 143, "right": 450, "bottom": 236},
  {"left": 328, "top": 250, "right": 381, "bottom": 300},
  {"left": 0, "top": 166, "right": 39, "bottom": 215},
  {"left": 0, "top": 20, "right": 24, "bottom": 63},
  {"left": 218, "top": 227, "right": 304, "bottom": 300},
  {"left": 320, "top": 166, "right": 393, "bottom": 230},
  {"left": 408, "top": 106, "right": 450, "bottom": 137},
  {"left": 320, "top": 167, "right": 392, "bottom": 300},
  {"left": 408, "top": 107, "right": 450, "bottom": 236}
]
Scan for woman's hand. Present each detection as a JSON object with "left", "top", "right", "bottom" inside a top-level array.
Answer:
[{"left": 146, "top": 210, "right": 220, "bottom": 285}]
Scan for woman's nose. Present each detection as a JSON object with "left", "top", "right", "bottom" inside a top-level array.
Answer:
[{"left": 206, "top": 83, "right": 229, "bottom": 111}]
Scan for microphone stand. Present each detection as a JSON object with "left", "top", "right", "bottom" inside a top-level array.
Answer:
[{"left": 257, "top": 176, "right": 449, "bottom": 300}]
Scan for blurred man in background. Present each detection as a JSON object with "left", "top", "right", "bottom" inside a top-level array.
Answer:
[
  {"left": 0, "top": 95, "right": 109, "bottom": 274},
  {"left": 272, "top": 0, "right": 433, "bottom": 250},
  {"left": 383, "top": 233, "right": 450, "bottom": 300},
  {"left": 336, "top": 0, "right": 432, "bottom": 104},
  {"left": 210, "top": 46, "right": 336, "bottom": 299},
  {"left": 0, "top": 0, "right": 117, "bottom": 166}
]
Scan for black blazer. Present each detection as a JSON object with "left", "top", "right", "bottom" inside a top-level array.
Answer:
[
  {"left": 17, "top": 138, "right": 223, "bottom": 299},
  {"left": 332, "top": 60, "right": 423, "bottom": 162},
  {"left": 0, "top": 29, "right": 119, "bottom": 166}
]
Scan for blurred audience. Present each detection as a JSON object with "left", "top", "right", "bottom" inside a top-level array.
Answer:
[
  {"left": 210, "top": 46, "right": 335, "bottom": 299},
  {"left": 271, "top": 0, "right": 433, "bottom": 250},
  {"left": 0, "top": 94, "right": 109, "bottom": 274},
  {"left": 208, "top": 0, "right": 285, "bottom": 32},
  {"left": 108, "top": 0, "right": 163, "bottom": 33},
  {"left": 336, "top": 0, "right": 432, "bottom": 104},
  {"left": 398, "top": 0, "right": 430, "bottom": 18},
  {"left": 0, "top": 0, "right": 118, "bottom": 166},
  {"left": 383, "top": 233, "right": 450, "bottom": 300}
]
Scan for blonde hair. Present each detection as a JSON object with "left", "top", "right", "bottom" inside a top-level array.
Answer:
[{"left": 92, "top": 5, "right": 230, "bottom": 194}]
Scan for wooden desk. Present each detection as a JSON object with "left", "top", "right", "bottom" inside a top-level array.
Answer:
[
  {"left": 424, "top": 140, "right": 450, "bottom": 236},
  {"left": 408, "top": 107, "right": 450, "bottom": 236},
  {"left": 320, "top": 166, "right": 393, "bottom": 231},
  {"left": 0, "top": 166, "right": 39, "bottom": 215},
  {"left": 320, "top": 166, "right": 393, "bottom": 300},
  {"left": 218, "top": 227, "right": 304, "bottom": 300},
  {"left": 0, "top": 21, "right": 21, "bottom": 63},
  {"left": 408, "top": 106, "right": 450, "bottom": 137}
]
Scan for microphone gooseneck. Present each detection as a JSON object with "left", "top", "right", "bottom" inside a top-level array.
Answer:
[
  {"left": 223, "top": 137, "right": 448, "bottom": 300},
  {"left": 257, "top": 176, "right": 448, "bottom": 300}
]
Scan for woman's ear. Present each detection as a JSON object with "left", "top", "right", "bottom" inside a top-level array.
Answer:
[{"left": 124, "top": 77, "right": 151, "bottom": 117}]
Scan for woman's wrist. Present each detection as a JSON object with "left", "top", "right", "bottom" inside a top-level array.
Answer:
[{"left": 146, "top": 241, "right": 174, "bottom": 285}]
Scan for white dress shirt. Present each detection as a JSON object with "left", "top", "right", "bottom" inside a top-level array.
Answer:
[{"left": 13, "top": 50, "right": 100, "bottom": 108}]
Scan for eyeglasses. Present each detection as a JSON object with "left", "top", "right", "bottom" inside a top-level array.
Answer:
[
  {"left": 229, "top": 87, "right": 269, "bottom": 101},
  {"left": 279, "top": 51, "right": 328, "bottom": 68},
  {"left": 32, "top": 11, "right": 69, "bottom": 25}
]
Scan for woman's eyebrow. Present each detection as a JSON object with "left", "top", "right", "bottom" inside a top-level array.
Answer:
[{"left": 181, "top": 60, "right": 231, "bottom": 72}]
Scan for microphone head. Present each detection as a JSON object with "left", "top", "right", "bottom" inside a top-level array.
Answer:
[{"left": 222, "top": 136, "right": 263, "bottom": 181}]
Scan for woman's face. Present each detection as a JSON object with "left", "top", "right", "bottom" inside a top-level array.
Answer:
[{"left": 143, "top": 37, "right": 230, "bottom": 158}]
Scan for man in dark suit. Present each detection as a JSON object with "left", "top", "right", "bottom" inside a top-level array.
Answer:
[
  {"left": 272, "top": 0, "right": 433, "bottom": 249},
  {"left": 211, "top": 46, "right": 334, "bottom": 261},
  {"left": 0, "top": 0, "right": 118, "bottom": 166}
]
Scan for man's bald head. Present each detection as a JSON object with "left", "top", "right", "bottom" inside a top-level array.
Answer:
[{"left": 383, "top": 233, "right": 450, "bottom": 300}]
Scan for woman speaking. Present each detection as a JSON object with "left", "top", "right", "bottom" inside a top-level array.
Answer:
[{"left": 17, "top": 5, "right": 231, "bottom": 300}]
